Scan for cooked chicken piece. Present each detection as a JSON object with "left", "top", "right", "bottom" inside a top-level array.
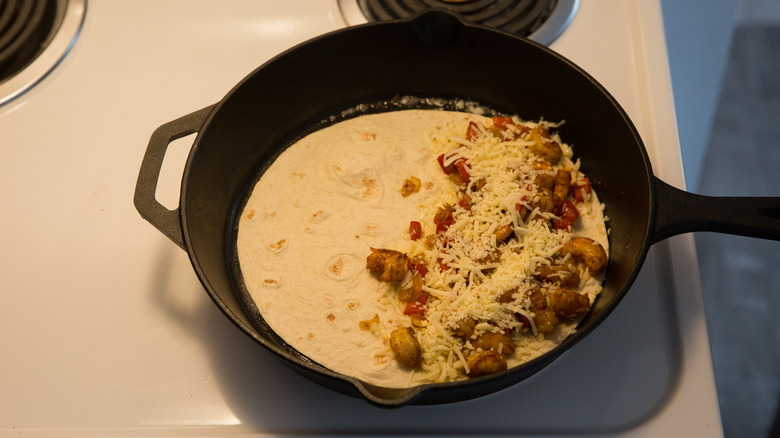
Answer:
[
  {"left": 527, "top": 288, "right": 547, "bottom": 312},
  {"left": 533, "top": 308, "right": 559, "bottom": 334},
  {"left": 558, "top": 237, "right": 607, "bottom": 275},
  {"left": 520, "top": 173, "right": 556, "bottom": 228},
  {"left": 466, "top": 350, "right": 507, "bottom": 377},
  {"left": 527, "top": 288, "right": 559, "bottom": 334},
  {"left": 494, "top": 223, "right": 514, "bottom": 244},
  {"left": 549, "top": 288, "right": 590, "bottom": 320},
  {"left": 552, "top": 169, "right": 572, "bottom": 210},
  {"left": 472, "top": 333, "right": 516, "bottom": 355},
  {"left": 530, "top": 187, "right": 555, "bottom": 214},
  {"left": 535, "top": 173, "right": 555, "bottom": 190},
  {"left": 389, "top": 327, "right": 422, "bottom": 368},
  {"left": 527, "top": 126, "right": 562, "bottom": 164},
  {"left": 453, "top": 316, "right": 477, "bottom": 340},
  {"left": 497, "top": 287, "right": 517, "bottom": 303},
  {"left": 534, "top": 262, "right": 580, "bottom": 288},
  {"left": 366, "top": 248, "right": 408, "bottom": 282},
  {"left": 475, "top": 247, "right": 501, "bottom": 265}
]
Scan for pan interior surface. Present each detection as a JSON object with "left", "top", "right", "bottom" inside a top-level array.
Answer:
[{"left": 179, "top": 11, "right": 655, "bottom": 405}]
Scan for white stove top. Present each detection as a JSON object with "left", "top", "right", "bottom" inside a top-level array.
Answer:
[{"left": 0, "top": 1, "right": 722, "bottom": 435}]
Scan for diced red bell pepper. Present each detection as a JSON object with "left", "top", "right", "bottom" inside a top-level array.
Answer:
[
  {"left": 465, "top": 121, "right": 481, "bottom": 141},
  {"left": 492, "top": 116, "right": 527, "bottom": 138},
  {"left": 403, "top": 301, "right": 426, "bottom": 316},
  {"left": 458, "top": 195, "right": 473, "bottom": 211},
  {"left": 406, "top": 258, "right": 429, "bottom": 278},
  {"left": 571, "top": 177, "right": 592, "bottom": 203},
  {"left": 435, "top": 219, "right": 452, "bottom": 233},
  {"left": 492, "top": 116, "right": 514, "bottom": 129},
  {"left": 453, "top": 158, "right": 471, "bottom": 183},
  {"left": 409, "top": 221, "right": 422, "bottom": 241},
  {"left": 437, "top": 153, "right": 454, "bottom": 174},
  {"left": 438, "top": 154, "right": 471, "bottom": 183},
  {"left": 553, "top": 200, "right": 579, "bottom": 230},
  {"left": 437, "top": 251, "right": 450, "bottom": 271},
  {"left": 403, "top": 291, "right": 428, "bottom": 316}
]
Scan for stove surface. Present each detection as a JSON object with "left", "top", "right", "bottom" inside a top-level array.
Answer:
[{"left": 0, "top": 1, "right": 722, "bottom": 436}]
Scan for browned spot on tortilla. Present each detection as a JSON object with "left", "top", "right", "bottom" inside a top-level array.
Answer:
[
  {"left": 347, "top": 301, "right": 358, "bottom": 310},
  {"left": 264, "top": 211, "right": 277, "bottom": 219},
  {"left": 424, "top": 181, "right": 435, "bottom": 190},
  {"left": 263, "top": 279, "right": 278, "bottom": 286},
  {"left": 326, "top": 313, "right": 335, "bottom": 322},
  {"left": 312, "top": 210, "right": 325, "bottom": 220},
  {"left": 292, "top": 171, "right": 306, "bottom": 179},
  {"left": 246, "top": 209, "right": 255, "bottom": 219},
  {"left": 359, "top": 130, "right": 377, "bottom": 141},
  {"left": 328, "top": 258, "right": 345, "bottom": 276},
  {"left": 307, "top": 332, "right": 316, "bottom": 339},
  {"left": 269, "top": 239, "right": 287, "bottom": 251},
  {"left": 362, "top": 176, "right": 379, "bottom": 198}
]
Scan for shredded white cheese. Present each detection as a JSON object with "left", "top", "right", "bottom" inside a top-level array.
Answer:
[{"left": 385, "top": 114, "right": 608, "bottom": 384}]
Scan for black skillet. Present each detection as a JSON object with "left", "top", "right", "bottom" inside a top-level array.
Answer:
[{"left": 134, "top": 10, "right": 780, "bottom": 407}]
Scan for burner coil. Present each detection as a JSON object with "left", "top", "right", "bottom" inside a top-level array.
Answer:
[
  {"left": 0, "top": 0, "right": 61, "bottom": 84},
  {"left": 358, "top": 0, "right": 559, "bottom": 39}
]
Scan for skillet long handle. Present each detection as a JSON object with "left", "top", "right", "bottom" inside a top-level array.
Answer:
[
  {"left": 651, "top": 177, "right": 780, "bottom": 243},
  {"left": 133, "top": 105, "right": 215, "bottom": 249}
]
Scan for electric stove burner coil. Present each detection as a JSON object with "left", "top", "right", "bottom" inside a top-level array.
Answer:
[
  {"left": 0, "top": 0, "right": 84, "bottom": 106},
  {"left": 358, "top": 0, "right": 559, "bottom": 39},
  {"left": 0, "top": 0, "right": 61, "bottom": 84}
]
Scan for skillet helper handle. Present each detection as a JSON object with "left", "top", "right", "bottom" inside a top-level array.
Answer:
[
  {"left": 652, "top": 177, "right": 780, "bottom": 243},
  {"left": 134, "top": 105, "right": 215, "bottom": 249}
]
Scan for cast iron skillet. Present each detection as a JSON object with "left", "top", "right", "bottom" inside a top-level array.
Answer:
[{"left": 134, "top": 10, "right": 780, "bottom": 407}]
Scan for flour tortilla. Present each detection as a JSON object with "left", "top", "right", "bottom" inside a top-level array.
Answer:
[{"left": 237, "top": 109, "right": 608, "bottom": 388}]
